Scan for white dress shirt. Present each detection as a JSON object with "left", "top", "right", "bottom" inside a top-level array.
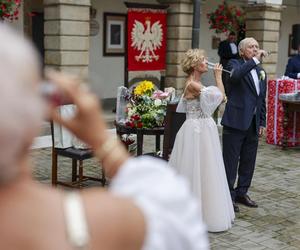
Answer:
[
  {"left": 251, "top": 57, "right": 260, "bottom": 95},
  {"left": 229, "top": 42, "right": 238, "bottom": 55}
]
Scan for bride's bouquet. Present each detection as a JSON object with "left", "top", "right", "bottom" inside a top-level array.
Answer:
[{"left": 122, "top": 80, "right": 172, "bottom": 129}]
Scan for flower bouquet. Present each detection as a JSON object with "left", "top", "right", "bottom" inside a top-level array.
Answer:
[{"left": 124, "top": 80, "right": 171, "bottom": 129}]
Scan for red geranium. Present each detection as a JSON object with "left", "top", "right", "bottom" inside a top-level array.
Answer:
[
  {"left": 125, "top": 115, "right": 144, "bottom": 129},
  {"left": 207, "top": 1, "right": 245, "bottom": 34},
  {"left": 0, "top": 0, "right": 21, "bottom": 21}
]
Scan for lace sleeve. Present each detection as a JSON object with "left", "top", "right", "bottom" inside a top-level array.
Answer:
[
  {"left": 175, "top": 95, "right": 187, "bottom": 113},
  {"left": 110, "top": 156, "right": 209, "bottom": 250},
  {"left": 200, "top": 86, "right": 223, "bottom": 116}
]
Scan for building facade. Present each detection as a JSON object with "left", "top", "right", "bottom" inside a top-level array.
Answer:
[{"left": 6, "top": 0, "right": 300, "bottom": 104}]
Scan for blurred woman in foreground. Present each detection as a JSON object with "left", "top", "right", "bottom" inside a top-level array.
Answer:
[{"left": 0, "top": 24, "right": 208, "bottom": 250}]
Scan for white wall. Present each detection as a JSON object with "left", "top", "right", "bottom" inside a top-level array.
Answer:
[
  {"left": 277, "top": 0, "right": 300, "bottom": 77},
  {"left": 199, "top": 0, "right": 233, "bottom": 85},
  {"left": 89, "top": 0, "right": 158, "bottom": 99}
]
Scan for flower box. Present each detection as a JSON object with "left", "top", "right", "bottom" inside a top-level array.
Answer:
[
  {"left": 206, "top": 1, "right": 244, "bottom": 34},
  {"left": 266, "top": 79, "right": 300, "bottom": 146},
  {"left": 0, "top": 0, "right": 21, "bottom": 21}
]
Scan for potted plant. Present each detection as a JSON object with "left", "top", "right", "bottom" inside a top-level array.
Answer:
[
  {"left": 0, "top": 0, "right": 21, "bottom": 21},
  {"left": 207, "top": 1, "right": 245, "bottom": 41}
]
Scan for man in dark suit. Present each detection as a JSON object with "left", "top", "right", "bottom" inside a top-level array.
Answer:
[
  {"left": 218, "top": 32, "right": 239, "bottom": 94},
  {"left": 284, "top": 43, "right": 300, "bottom": 79},
  {"left": 221, "top": 37, "right": 267, "bottom": 213}
]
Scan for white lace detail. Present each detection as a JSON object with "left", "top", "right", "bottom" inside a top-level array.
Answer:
[
  {"left": 186, "top": 99, "right": 209, "bottom": 119},
  {"left": 177, "top": 86, "right": 223, "bottom": 119},
  {"left": 200, "top": 86, "right": 223, "bottom": 116}
]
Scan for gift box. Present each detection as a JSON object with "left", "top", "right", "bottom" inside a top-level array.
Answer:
[{"left": 266, "top": 79, "right": 300, "bottom": 146}]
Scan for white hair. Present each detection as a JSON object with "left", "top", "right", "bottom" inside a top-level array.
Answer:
[
  {"left": 0, "top": 24, "right": 44, "bottom": 184},
  {"left": 238, "top": 37, "right": 258, "bottom": 56}
]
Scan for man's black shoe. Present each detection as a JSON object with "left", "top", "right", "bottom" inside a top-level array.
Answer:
[
  {"left": 236, "top": 195, "right": 258, "bottom": 208},
  {"left": 233, "top": 202, "right": 239, "bottom": 213}
]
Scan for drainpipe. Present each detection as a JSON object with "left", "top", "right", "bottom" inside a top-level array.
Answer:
[{"left": 192, "top": 0, "right": 201, "bottom": 48}]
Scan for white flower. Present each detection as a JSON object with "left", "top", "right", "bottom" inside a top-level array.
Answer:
[
  {"left": 154, "top": 99, "right": 162, "bottom": 106},
  {"left": 128, "top": 108, "right": 134, "bottom": 116},
  {"left": 259, "top": 70, "right": 266, "bottom": 81}
]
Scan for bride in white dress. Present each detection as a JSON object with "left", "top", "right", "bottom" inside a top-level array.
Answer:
[{"left": 169, "top": 49, "right": 235, "bottom": 232}]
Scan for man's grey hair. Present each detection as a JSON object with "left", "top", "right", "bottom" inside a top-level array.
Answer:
[{"left": 238, "top": 37, "right": 258, "bottom": 56}]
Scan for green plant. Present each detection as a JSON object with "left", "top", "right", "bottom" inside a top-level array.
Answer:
[
  {"left": 207, "top": 1, "right": 245, "bottom": 34},
  {"left": 0, "top": 0, "right": 21, "bottom": 21}
]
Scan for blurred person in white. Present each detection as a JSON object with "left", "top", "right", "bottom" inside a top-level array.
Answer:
[{"left": 0, "top": 24, "right": 208, "bottom": 250}]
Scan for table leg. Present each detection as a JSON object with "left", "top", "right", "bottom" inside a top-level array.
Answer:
[
  {"left": 282, "top": 103, "right": 289, "bottom": 149},
  {"left": 137, "top": 130, "right": 143, "bottom": 155},
  {"left": 155, "top": 135, "right": 160, "bottom": 152}
]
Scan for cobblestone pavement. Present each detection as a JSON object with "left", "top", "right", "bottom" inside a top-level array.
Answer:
[{"left": 31, "top": 135, "right": 300, "bottom": 250}]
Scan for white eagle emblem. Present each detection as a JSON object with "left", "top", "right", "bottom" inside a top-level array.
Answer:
[{"left": 131, "top": 19, "right": 163, "bottom": 63}]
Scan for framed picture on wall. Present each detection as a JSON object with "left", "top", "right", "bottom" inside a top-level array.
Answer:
[
  {"left": 103, "top": 12, "right": 126, "bottom": 56},
  {"left": 288, "top": 34, "right": 298, "bottom": 57}
]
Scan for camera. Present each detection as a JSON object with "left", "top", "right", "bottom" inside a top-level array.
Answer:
[{"left": 39, "top": 81, "right": 68, "bottom": 106}]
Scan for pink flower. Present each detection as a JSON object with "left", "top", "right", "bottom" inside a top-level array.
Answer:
[{"left": 152, "top": 90, "right": 169, "bottom": 100}]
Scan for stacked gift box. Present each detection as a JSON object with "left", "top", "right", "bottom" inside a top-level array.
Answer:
[{"left": 266, "top": 79, "right": 300, "bottom": 147}]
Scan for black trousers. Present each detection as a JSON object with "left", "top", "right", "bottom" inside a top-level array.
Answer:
[{"left": 222, "top": 117, "right": 259, "bottom": 201}]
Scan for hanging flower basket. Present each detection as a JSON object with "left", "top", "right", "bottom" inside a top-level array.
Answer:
[
  {"left": 0, "top": 0, "right": 22, "bottom": 21},
  {"left": 207, "top": 1, "right": 245, "bottom": 35}
]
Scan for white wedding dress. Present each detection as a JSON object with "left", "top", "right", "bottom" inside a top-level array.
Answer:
[{"left": 169, "top": 86, "right": 235, "bottom": 232}]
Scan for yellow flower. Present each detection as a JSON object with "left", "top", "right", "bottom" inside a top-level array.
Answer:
[{"left": 134, "top": 80, "right": 154, "bottom": 96}]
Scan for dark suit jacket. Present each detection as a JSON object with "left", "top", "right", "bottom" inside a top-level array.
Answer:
[
  {"left": 221, "top": 58, "right": 267, "bottom": 134},
  {"left": 218, "top": 40, "right": 239, "bottom": 69},
  {"left": 284, "top": 54, "right": 300, "bottom": 79}
]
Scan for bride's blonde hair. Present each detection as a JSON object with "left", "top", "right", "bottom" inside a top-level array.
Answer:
[
  {"left": 181, "top": 49, "right": 206, "bottom": 75},
  {"left": 0, "top": 24, "right": 44, "bottom": 184}
]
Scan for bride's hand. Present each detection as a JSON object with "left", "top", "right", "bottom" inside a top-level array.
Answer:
[{"left": 213, "top": 63, "right": 223, "bottom": 79}]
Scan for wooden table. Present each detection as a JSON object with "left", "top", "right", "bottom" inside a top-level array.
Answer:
[
  {"left": 279, "top": 97, "right": 300, "bottom": 149},
  {"left": 115, "top": 122, "right": 164, "bottom": 155}
]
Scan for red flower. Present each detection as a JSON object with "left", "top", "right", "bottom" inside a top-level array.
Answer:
[
  {"left": 206, "top": 1, "right": 245, "bottom": 34},
  {"left": 27, "top": 12, "right": 36, "bottom": 17},
  {"left": 132, "top": 114, "right": 141, "bottom": 121},
  {"left": 0, "top": 0, "right": 21, "bottom": 21},
  {"left": 125, "top": 121, "right": 135, "bottom": 128}
]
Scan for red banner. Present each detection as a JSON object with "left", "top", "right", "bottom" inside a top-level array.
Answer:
[{"left": 127, "top": 8, "right": 167, "bottom": 71}]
